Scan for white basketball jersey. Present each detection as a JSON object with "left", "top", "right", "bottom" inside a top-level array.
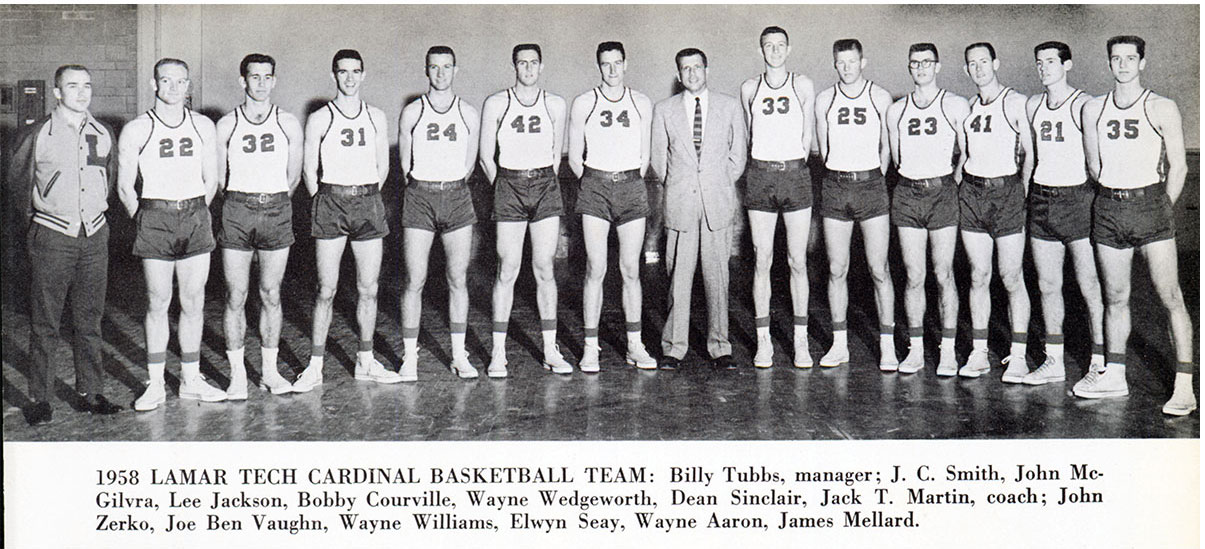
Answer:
[
  {"left": 497, "top": 89, "right": 555, "bottom": 170},
  {"left": 318, "top": 101, "right": 380, "bottom": 186},
  {"left": 1097, "top": 90, "right": 1164, "bottom": 189},
  {"left": 226, "top": 105, "right": 290, "bottom": 193},
  {"left": 138, "top": 109, "right": 207, "bottom": 200},
  {"left": 963, "top": 88, "right": 1020, "bottom": 178},
  {"left": 1031, "top": 90, "right": 1086, "bottom": 187},
  {"left": 583, "top": 87, "right": 642, "bottom": 172},
  {"left": 410, "top": 95, "right": 471, "bottom": 181},
  {"left": 897, "top": 90, "right": 956, "bottom": 180},
  {"left": 823, "top": 80, "right": 882, "bottom": 171},
  {"left": 750, "top": 73, "right": 807, "bottom": 161}
]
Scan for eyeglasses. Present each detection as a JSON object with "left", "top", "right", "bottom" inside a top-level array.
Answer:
[{"left": 908, "top": 60, "right": 937, "bottom": 69}]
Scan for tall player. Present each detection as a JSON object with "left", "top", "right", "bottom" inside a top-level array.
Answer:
[
  {"left": 1022, "top": 42, "right": 1105, "bottom": 386},
  {"left": 479, "top": 44, "right": 571, "bottom": 378},
  {"left": 215, "top": 53, "right": 303, "bottom": 398},
  {"left": 118, "top": 58, "right": 226, "bottom": 410},
  {"left": 567, "top": 41, "right": 657, "bottom": 372},
  {"left": 886, "top": 43, "right": 970, "bottom": 376},
  {"left": 814, "top": 38, "right": 897, "bottom": 370},
  {"left": 296, "top": 49, "right": 399, "bottom": 392},
  {"left": 738, "top": 26, "right": 816, "bottom": 369},
  {"left": 958, "top": 42, "right": 1033, "bottom": 381},
  {"left": 399, "top": 46, "right": 481, "bottom": 380},
  {"left": 1081, "top": 36, "right": 1195, "bottom": 416}
]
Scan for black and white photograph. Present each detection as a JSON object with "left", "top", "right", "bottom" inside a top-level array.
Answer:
[{"left": 1, "top": 3, "right": 1199, "bottom": 546}]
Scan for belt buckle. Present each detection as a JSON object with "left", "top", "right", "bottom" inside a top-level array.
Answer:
[
  {"left": 254, "top": 193, "right": 270, "bottom": 204},
  {"left": 838, "top": 170, "right": 856, "bottom": 181},
  {"left": 172, "top": 200, "right": 187, "bottom": 210},
  {"left": 610, "top": 172, "right": 622, "bottom": 182},
  {"left": 1115, "top": 189, "right": 1131, "bottom": 200},
  {"left": 769, "top": 161, "right": 787, "bottom": 172},
  {"left": 525, "top": 169, "right": 539, "bottom": 178}
]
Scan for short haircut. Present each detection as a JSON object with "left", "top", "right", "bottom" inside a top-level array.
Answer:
[
  {"left": 331, "top": 49, "right": 363, "bottom": 73},
  {"left": 54, "top": 64, "right": 90, "bottom": 88},
  {"left": 1107, "top": 35, "right": 1146, "bottom": 60},
  {"left": 596, "top": 41, "right": 625, "bottom": 64},
  {"left": 153, "top": 58, "right": 189, "bottom": 80},
  {"left": 759, "top": 26, "right": 789, "bottom": 46},
  {"left": 833, "top": 39, "right": 863, "bottom": 57},
  {"left": 908, "top": 43, "right": 939, "bottom": 62},
  {"left": 512, "top": 43, "right": 542, "bottom": 64},
  {"left": 675, "top": 47, "right": 708, "bottom": 69},
  {"left": 426, "top": 45, "right": 456, "bottom": 66},
  {"left": 964, "top": 42, "right": 997, "bottom": 62},
  {"left": 1033, "top": 41, "right": 1072, "bottom": 63},
  {"left": 240, "top": 53, "right": 276, "bottom": 78}
]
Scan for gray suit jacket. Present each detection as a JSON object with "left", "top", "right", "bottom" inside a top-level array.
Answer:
[{"left": 650, "top": 90, "right": 748, "bottom": 232}]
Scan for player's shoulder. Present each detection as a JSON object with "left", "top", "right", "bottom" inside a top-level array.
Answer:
[
  {"left": 1024, "top": 93, "right": 1043, "bottom": 109},
  {"left": 276, "top": 108, "right": 302, "bottom": 126},
  {"left": 189, "top": 109, "right": 215, "bottom": 125},
  {"left": 457, "top": 97, "right": 480, "bottom": 116},
  {"left": 1146, "top": 90, "right": 1177, "bottom": 108},
  {"left": 306, "top": 103, "right": 333, "bottom": 123},
  {"left": 120, "top": 111, "right": 153, "bottom": 134},
  {"left": 943, "top": 91, "right": 971, "bottom": 109},
  {"left": 1081, "top": 93, "right": 1106, "bottom": 110},
  {"left": 740, "top": 75, "right": 760, "bottom": 92},
  {"left": 366, "top": 103, "right": 387, "bottom": 119},
  {"left": 868, "top": 82, "right": 893, "bottom": 101},
  {"left": 544, "top": 90, "right": 567, "bottom": 106},
  {"left": 790, "top": 72, "right": 815, "bottom": 87},
  {"left": 629, "top": 88, "right": 652, "bottom": 105},
  {"left": 1003, "top": 88, "right": 1029, "bottom": 107},
  {"left": 216, "top": 109, "right": 238, "bottom": 126},
  {"left": 571, "top": 87, "right": 597, "bottom": 104},
  {"left": 485, "top": 89, "right": 510, "bottom": 104}
]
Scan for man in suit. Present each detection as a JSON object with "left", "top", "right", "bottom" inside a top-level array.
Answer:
[{"left": 651, "top": 48, "right": 748, "bottom": 370}]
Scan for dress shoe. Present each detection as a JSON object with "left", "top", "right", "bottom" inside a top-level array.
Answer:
[
  {"left": 82, "top": 394, "right": 122, "bottom": 415},
  {"left": 24, "top": 401, "right": 52, "bottom": 426},
  {"left": 659, "top": 356, "right": 681, "bottom": 371},
  {"left": 712, "top": 354, "right": 736, "bottom": 371}
]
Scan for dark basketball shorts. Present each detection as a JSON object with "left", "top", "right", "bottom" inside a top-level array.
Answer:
[
  {"left": 1093, "top": 184, "right": 1175, "bottom": 249},
  {"left": 891, "top": 175, "right": 959, "bottom": 230},
  {"left": 494, "top": 166, "right": 563, "bottom": 223},
  {"left": 311, "top": 183, "right": 389, "bottom": 241},
  {"left": 819, "top": 169, "right": 890, "bottom": 222},
  {"left": 133, "top": 197, "right": 216, "bottom": 261},
  {"left": 1028, "top": 182, "right": 1093, "bottom": 244},
  {"left": 402, "top": 178, "right": 477, "bottom": 233},
  {"left": 219, "top": 191, "right": 294, "bottom": 251},
  {"left": 743, "top": 160, "right": 812, "bottom": 213},
  {"left": 576, "top": 167, "right": 648, "bottom": 226},
  {"left": 959, "top": 174, "right": 1025, "bottom": 238}
]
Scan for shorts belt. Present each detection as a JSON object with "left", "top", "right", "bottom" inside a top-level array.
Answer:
[
  {"left": 1098, "top": 183, "right": 1160, "bottom": 201},
  {"left": 226, "top": 190, "right": 288, "bottom": 204},
  {"left": 1031, "top": 183, "right": 1085, "bottom": 197},
  {"left": 965, "top": 174, "right": 1016, "bottom": 188},
  {"left": 827, "top": 168, "right": 879, "bottom": 182},
  {"left": 751, "top": 158, "right": 807, "bottom": 171},
  {"left": 319, "top": 183, "right": 379, "bottom": 196},
  {"left": 409, "top": 177, "right": 467, "bottom": 191},
  {"left": 499, "top": 166, "right": 554, "bottom": 179},
  {"left": 898, "top": 176, "right": 948, "bottom": 189},
  {"left": 583, "top": 167, "right": 640, "bottom": 182},
  {"left": 140, "top": 196, "right": 205, "bottom": 210}
]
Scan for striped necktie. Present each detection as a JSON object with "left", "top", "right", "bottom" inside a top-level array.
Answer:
[{"left": 692, "top": 97, "right": 703, "bottom": 157}]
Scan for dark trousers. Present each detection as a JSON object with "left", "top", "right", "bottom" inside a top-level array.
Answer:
[{"left": 27, "top": 223, "right": 109, "bottom": 401}]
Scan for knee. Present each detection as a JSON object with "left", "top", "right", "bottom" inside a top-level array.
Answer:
[
  {"left": 226, "top": 287, "right": 249, "bottom": 310},
  {"left": 999, "top": 267, "right": 1025, "bottom": 292},
  {"left": 969, "top": 265, "right": 992, "bottom": 288},
  {"left": 315, "top": 283, "right": 338, "bottom": 304},
  {"left": 933, "top": 266, "right": 954, "bottom": 289},
  {"left": 179, "top": 291, "right": 205, "bottom": 316},
  {"left": 1157, "top": 285, "right": 1186, "bottom": 312},
  {"left": 531, "top": 259, "right": 555, "bottom": 284},
  {"left": 258, "top": 286, "right": 281, "bottom": 309},
  {"left": 868, "top": 261, "right": 891, "bottom": 285},
  {"left": 1037, "top": 274, "right": 1062, "bottom": 296},
  {"left": 585, "top": 259, "right": 607, "bottom": 283},
  {"left": 445, "top": 270, "right": 467, "bottom": 291},
  {"left": 1103, "top": 285, "right": 1129, "bottom": 308},
  {"left": 618, "top": 257, "right": 639, "bottom": 283},
  {"left": 828, "top": 259, "right": 849, "bottom": 280},
  {"left": 752, "top": 246, "right": 774, "bottom": 273},
  {"left": 146, "top": 289, "right": 172, "bottom": 315},
  {"left": 905, "top": 268, "right": 926, "bottom": 291},
  {"left": 496, "top": 258, "right": 522, "bottom": 284}
]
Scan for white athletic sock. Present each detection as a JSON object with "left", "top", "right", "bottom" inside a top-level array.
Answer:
[
  {"left": 794, "top": 324, "right": 807, "bottom": 341},
  {"left": 541, "top": 329, "right": 557, "bottom": 350},
  {"left": 227, "top": 348, "right": 246, "bottom": 378},
  {"left": 1046, "top": 343, "right": 1064, "bottom": 365},
  {"left": 625, "top": 331, "right": 642, "bottom": 349},
  {"left": 492, "top": 332, "right": 507, "bottom": 355},
  {"left": 972, "top": 338, "right": 988, "bottom": 353},
  {"left": 1010, "top": 341, "right": 1027, "bottom": 359},
  {"left": 831, "top": 330, "right": 848, "bottom": 349},
  {"left": 181, "top": 360, "right": 201, "bottom": 380},
  {"left": 262, "top": 347, "right": 279, "bottom": 373},
  {"left": 585, "top": 335, "right": 599, "bottom": 350},
  {"left": 909, "top": 336, "right": 923, "bottom": 354},
  {"left": 403, "top": 337, "right": 418, "bottom": 356},
  {"left": 756, "top": 326, "right": 770, "bottom": 341},
  {"left": 357, "top": 350, "right": 375, "bottom": 366},
  {"left": 148, "top": 362, "right": 166, "bottom": 385},
  {"left": 451, "top": 332, "right": 466, "bottom": 358}
]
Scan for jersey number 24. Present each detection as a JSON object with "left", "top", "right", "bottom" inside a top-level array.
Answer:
[{"left": 425, "top": 123, "right": 458, "bottom": 141}]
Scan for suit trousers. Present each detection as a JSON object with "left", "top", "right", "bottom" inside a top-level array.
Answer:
[
  {"left": 28, "top": 223, "right": 109, "bottom": 401},
  {"left": 661, "top": 217, "right": 732, "bottom": 360}
]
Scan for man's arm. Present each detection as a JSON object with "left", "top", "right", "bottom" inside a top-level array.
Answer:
[
  {"left": 1081, "top": 97, "right": 1103, "bottom": 182},
  {"left": 634, "top": 91, "right": 654, "bottom": 178},
  {"left": 279, "top": 111, "right": 305, "bottom": 195},
  {"left": 946, "top": 94, "right": 971, "bottom": 184},
  {"left": 302, "top": 107, "right": 329, "bottom": 196},
  {"left": 814, "top": 87, "right": 832, "bottom": 166},
  {"left": 726, "top": 97, "right": 748, "bottom": 183},
  {"left": 1153, "top": 96, "right": 1187, "bottom": 203},
  {"left": 196, "top": 114, "right": 219, "bottom": 204},
  {"left": 795, "top": 75, "right": 816, "bottom": 154},
  {"left": 871, "top": 85, "right": 894, "bottom": 174},
  {"left": 116, "top": 116, "right": 151, "bottom": 216},
  {"left": 398, "top": 100, "right": 420, "bottom": 181},
  {"left": 214, "top": 112, "right": 236, "bottom": 195},
  {"left": 547, "top": 93, "right": 568, "bottom": 175},
  {"left": 885, "top": 99, "right": 905, "bottom": 170},
  {"left": 739, "top": 77, "right": 757, "bottom": 135},
  {"left": 478, "top": 92, "right": 504, "bottom": 183},
  {"left": 566, "top": 92, "right": 591, "bottom": 179},
  {"left": 371, "top": 106, "right": 389, "bottom": 190},
  {"left": 1007, "top": 93, "right": 1034, "bottom": 190},
  {"left": 649, "top": 102, "right": 669, "bottom": 183},
  {"left": 460, "top": 102, "right": 481, "bottom": 181}
]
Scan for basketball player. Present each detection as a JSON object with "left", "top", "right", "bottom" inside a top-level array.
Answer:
[
  {"left": 738, "top": 26, "right": 815, "bottom": 369},
  {"left": 885, "top": 43, "right": 970, "bottom": 376},
  {"left": 814, "top": 37, "right": 897, "bottom": 370},
  {"left": 1021, "top": 42, "right": 1105, "bottom": 386},
  {"left": 1081, "top": 36, "right": 1195, "bottom": 416},
  {"left": 567, "top": 41, "right": 657, "bottom": 372},
  {"left": 479, "top": 44, "right": 571, "bottom": 378},
  {"left": 117, "top": 58, "right": 225, "bottom": 410},
  {"left": 958, "top": 42, "right": 1033, "bottom": 381},
  {"left": 295, "top": 49, "right": 399, "bottom": 392},
  {"left": 215, "top": 53, "right": 303, "bottom": 398},
  {"left": 398, "top": 46, "right": 481, "bottom": 380}
]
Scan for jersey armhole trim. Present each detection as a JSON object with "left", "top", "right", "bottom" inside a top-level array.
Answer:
[
  {"left": 366, "top": 105, "right": 379, "bottom": 134},
  {"left": 457, "top": 98, "right": 471, "bottom": 135},
  {"left": 500, "top": 90, "right": 513, "bottom": 130},
  {"left": 275, "top": 107, "right": 291, "bottom": 145},
  {"left": 186, "top": 110, "right": 205, "bottom": 145},
  {"left": 938, "top": 92, "right": 956, "bottom": 132},
  {"left": 137, "top": 112, "right": 155, "bottom": 155},
  {"left": 585, "top": 89, "right": 599, "bottom": 125},
  {"left": 1142, "top": 91, "right": 1164, "bottom": 139},
  {"left": 630, "top": 89, "right": 643, "bottom": 121},
  {"left": 319, "top": 104, "right": 335, "bottom": 144}
]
